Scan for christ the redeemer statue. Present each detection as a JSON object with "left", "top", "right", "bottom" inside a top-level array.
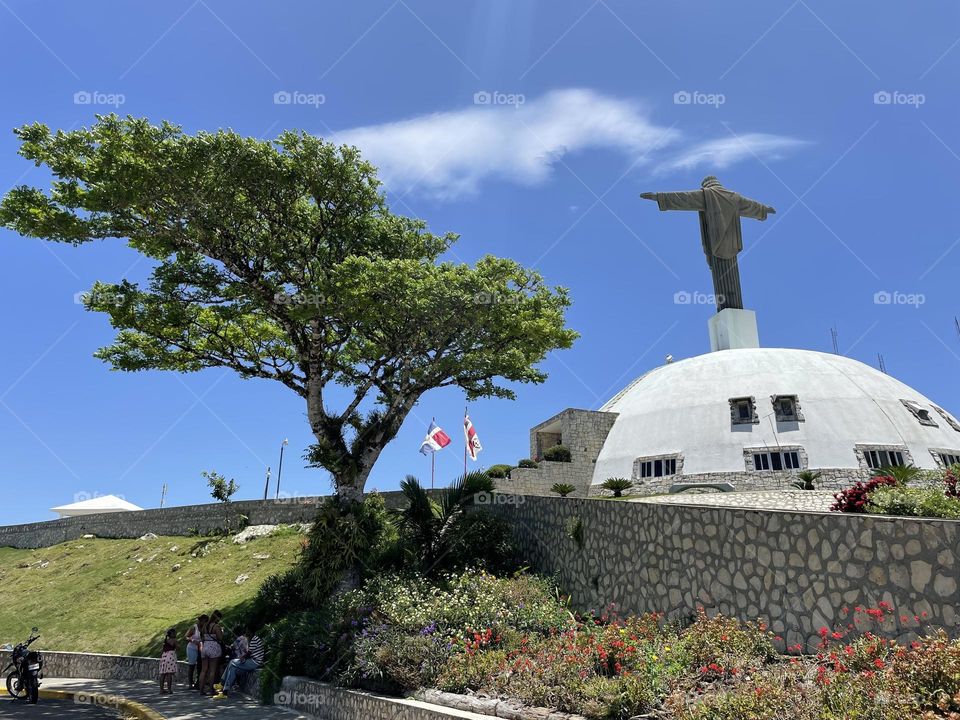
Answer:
[{"left": 640, "top": 176, "right": 776, "bottom": 312}]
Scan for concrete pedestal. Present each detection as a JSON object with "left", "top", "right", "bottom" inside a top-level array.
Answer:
[{"left": 709, "top": 308, "right": 760, "bottom": 351}]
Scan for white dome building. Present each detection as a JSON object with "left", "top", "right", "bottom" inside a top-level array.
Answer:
[
  {"left": 590, "top": 348, "right": 960, "bottom": 493},
  {"left": 505, "top": 342, "right": 960, "bottom": 497}
]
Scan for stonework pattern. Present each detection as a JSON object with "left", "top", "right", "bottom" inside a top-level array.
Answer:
[{"left": 486, "top": 495, "right": 960, "bottom": 652}]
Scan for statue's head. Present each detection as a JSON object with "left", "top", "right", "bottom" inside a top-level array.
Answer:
[{"left": 701, "top": 175, "right": 721, "bottom": 188}]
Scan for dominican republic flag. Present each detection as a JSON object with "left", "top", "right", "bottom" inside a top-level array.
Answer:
[
  {"left": 419, "top": 421, "right": 452, "bottom": 455},
  {"left": 464, "top": 414, "right": 483, "bottom": 461}
]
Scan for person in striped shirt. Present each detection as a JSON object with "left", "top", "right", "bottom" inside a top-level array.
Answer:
[{"left": 212, "top": 626, "right": 265, "bottom": 699}]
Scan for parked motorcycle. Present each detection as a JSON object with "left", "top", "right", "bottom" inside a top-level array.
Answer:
[{"left": 2, "top": 627, "right": 43, "bottom": 704}]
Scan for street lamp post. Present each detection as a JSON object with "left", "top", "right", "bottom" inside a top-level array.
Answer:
[
  {"left": 263, "top": 467, "right": 271, "bottom": 501},
  {"left": 275, "top": 439, "right": 289, "bottom": 499}
]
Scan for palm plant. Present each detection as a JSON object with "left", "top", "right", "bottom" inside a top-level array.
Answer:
[
  {"left": 392, "top": 471, "right": 496, "bottom": 572},
  {"left": 551, "top": 483, "right": 576, "bottom": 497},
  {"left": 601, "top": 477, "right": 633, "bottom": 498},
  {"left": 877, "top": 464, "right": 921, "bottom": 485},
  {"left": 791, "top": 470, "right": 822, "bottom": 491}
]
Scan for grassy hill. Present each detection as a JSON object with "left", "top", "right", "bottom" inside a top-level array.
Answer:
[{"left": 0, "top": 528, "right": 306, "bottom": 657}]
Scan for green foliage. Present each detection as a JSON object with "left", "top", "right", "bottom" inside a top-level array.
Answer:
[
  {"left": 876, "top": 464, "right": 921, "bottom": 485},
  {"left": 297, "top": 493, "right": 395, "bottom": 606},
  {"left": 601, "top": 477, "right": 634, "bottom": 497},
  {"left": 791, "top": 470, "right": 822, "bottom": 491},
  {"left": 565, "top": 517, "right": 584, "bottom": 548},
  {"left": 866, "top": 486, "right": 960, "bottom": 519},
  {"left": 485, "top": 464, "right": 513, "bottom": 479},
  {"left": 202, "top": 469, "right": 239, "bottom": 502},
  {"left": 0, "top": 116, "right": 577, "bottom": 497},
  {"left": 517, "top": 459, "right": 539, "bottom": 469},
  {"left": 542, "top": 444, "right": 572, "bottom": 462},
  {"left": 259, "top": 609, "right": 335, "bottom": 703},
  {"left": 677, "top": 608, "right": 777, "bottom": 678},
  {"left": 248, "top": 569, "right": 311, "bottom": 631},
  {"left": 551, "top": 483, "right": 576, "bottom": 497},
  {"left": 390, "top": 472, "right": 515, "bottom": 575}
]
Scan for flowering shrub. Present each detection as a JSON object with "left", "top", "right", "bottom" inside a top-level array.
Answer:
[
  {"left": 867, "top": 485, "right": 960, "bottom": 519},
  {"left": 831, "top": 475, "right": 898, "bottom": 513},
  {"left": 888, "top": 630, "right": 960, "bottom": 713},
  {"left": 678, "top": 607, "right": 777, "bottom": 679}
]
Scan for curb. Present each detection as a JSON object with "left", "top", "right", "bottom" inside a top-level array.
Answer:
[{"left": 1, "top": 687, "right": 166, "bottom": 719}]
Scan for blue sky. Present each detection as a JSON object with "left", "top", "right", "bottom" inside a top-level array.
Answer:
[{"left": 1, "top": 1, "right": 959, "bottom": 523}]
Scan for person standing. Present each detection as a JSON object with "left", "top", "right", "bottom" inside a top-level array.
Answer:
[
  {"left": 185, "top": 615, "right": 206, "bottom": 690},
  {"left": 198, "top": 611, "right": 223, "bottom": 695},
  {"left": 158, "top": 628, "right": 178, "bottom": 694}
]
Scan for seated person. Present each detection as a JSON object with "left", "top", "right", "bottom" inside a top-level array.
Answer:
[{"left": 213, "top": 626, "right": 264, "bottom": 698}]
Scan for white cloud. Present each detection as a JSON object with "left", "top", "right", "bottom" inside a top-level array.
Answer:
[
  {"left": 657, "top": 133, "right": 810, "bottom": 173},
  {"left": 333, "top": 90, "right": 805, "bottom": 200}
]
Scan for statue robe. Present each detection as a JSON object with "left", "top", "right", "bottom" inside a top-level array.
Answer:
[{"left": 653, "top": 181, "right": 770, "bottom": 311}]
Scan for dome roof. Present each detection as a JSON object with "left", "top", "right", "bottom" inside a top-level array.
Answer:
[{"left": 591, "top": 348, "right": 960, "bottom": 484}]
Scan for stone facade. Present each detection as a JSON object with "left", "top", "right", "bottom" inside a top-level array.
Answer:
[
  {"left": 632, "top": 467, "right": 873, "bottom": 496},
  {"left": 496, "top": 408, "right": 617, "bottom": 497},
  {"left": 0, "top": 491, "right": 419, "bottom": 549},
  {"left": 487, "top": 494, "right": 960, "bottom": 652}
]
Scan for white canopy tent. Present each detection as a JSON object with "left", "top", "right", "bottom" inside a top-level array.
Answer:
[{"left": 50, "top": 495, "right": 143, "bottom": 518}]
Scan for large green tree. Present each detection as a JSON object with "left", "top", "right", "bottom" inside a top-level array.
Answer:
[{"left": 0, "top": 116, "right": 576, "bottom": 501}]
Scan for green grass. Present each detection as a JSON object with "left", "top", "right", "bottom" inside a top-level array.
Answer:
[{"left": 0, "top": 530, "right": 306, "bottom": 657}]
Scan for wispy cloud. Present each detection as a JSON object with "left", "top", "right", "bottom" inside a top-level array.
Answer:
[
  {"left": 333, "top": 90, "right": 805, "bottom": 200},
  {"left": 657, "top": 133, "right": 810, "bottom": 174}
]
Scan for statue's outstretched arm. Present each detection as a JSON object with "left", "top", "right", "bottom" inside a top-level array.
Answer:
[
  {"left": 640, "top": 190, "right": 705, "bottom": 211},
  {"left": 738, "top": 195, "right": 776, "bottom": 220}
]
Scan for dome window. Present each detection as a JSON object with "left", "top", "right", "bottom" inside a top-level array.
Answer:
[
  {"left": 931, "top": 449, "right": 960, "bottom": 468},
  {"left": 746, "top": 447, "right": 804, "bottom": 471},
  {"left": 933, "top": 406, "right": 960, "bottom": 433},
  {"left": 633, "top": 453, "right": 681, "bottom": 480},
  {"left": 901, "top": 400, "right": 939, "bottom": 427},
  {"left": 771, "top": 394, "right": 804, "bottom": 422},
  {"left": 855, "top": 444, "right": 908, "bottom": 470},
  {"left": 729, "top": 396, "right": 759, "bottom": 425}
]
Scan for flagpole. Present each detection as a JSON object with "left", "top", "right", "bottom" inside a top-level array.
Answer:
[
  {"left": 463, "top": 406, "right": 468, "bottom": 475},
  {"left": 431, "top": 416, "right": 436, "bottom": 489}
]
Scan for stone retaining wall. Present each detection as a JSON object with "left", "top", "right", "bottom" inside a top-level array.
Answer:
[
  {"left": 487, "top": 495, "right": 960, "bottom": 652},
  {"left": 633, "top": 468, "right": 871, "bottom": 495},
  {"left": 0, "top": 491, "right": 417, "bottom": 549}
]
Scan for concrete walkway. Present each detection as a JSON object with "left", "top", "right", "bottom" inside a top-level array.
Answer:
[
  {"left": 40, "top": 678, "right": 311, "bottom": 719},
  {"left": 629, "top": 489, "right": 836, "bottom": 512}
]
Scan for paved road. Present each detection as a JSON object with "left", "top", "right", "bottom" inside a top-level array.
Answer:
[
  {"left": 42, "top": 679, "right": 310, "bottom": 719},
  {"left": 0, "top": 696, "right": 118, "bottom": 719}
]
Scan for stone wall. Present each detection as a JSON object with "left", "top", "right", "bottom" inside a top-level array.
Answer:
[
  {"left": 0, "top": 491, "right": 417, "bottom": 549},
  {"left": 496, "top": 408, "right": 617, "bottom": 497},
  {"left": 633, "top": 467, "right": 872, "bottom": 495},
  {"left": 487, "top": 495, "right": 960, "bottom": 651}
]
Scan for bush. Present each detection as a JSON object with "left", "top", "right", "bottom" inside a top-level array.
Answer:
[
  {"left": 439, "top": 510, "right": 518, "bottom": 575},
  {"left": 831, "top": 475, "right": 898, "bottom": 513},
  {"left": 601, "top": 477, "right": 633, "bottom": 497},
  {"left": 791, "top": 470, "right": 821, "bottom": 491},
  {"left": 551, "top": 483, "right": 576, "bottom": 497},
  {"left": 259, "top": 609, "right": 335, "bottom": 703},
  {"left": 542, "top": 445, "right": 572, "bottom": 462},
  {"left": 678, "top": 608, "right": 776, "bottom": 679},
  {"left": 888, "top": 630, "right": 960, "bottom": 712},
  {"left": 866, "top": 486, "right": 960, "bottom": 519},
  {"left": 517, "top": 459, "right": 539, "bottom": 469},
  {"left": 248, "top": 568, "right": 311, "bottom": 630},
  {"left": 486, "top": 464, "right": 513, "bottom": 479},
  {"left": 349, "top": 625, "right": 454, "bottom": 693}
]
